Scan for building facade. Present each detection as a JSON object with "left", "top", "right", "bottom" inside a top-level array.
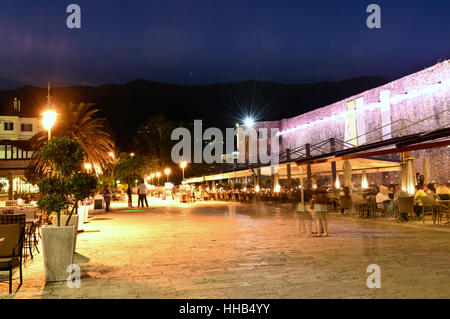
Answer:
[
  {"left": 0, "top": 100, "right": 43, "bottom": 199},
  {"left": 245, "top": 60, "right": 450, "bottom": 183}
]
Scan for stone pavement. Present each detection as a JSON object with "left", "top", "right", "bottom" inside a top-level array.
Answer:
[{"left": 1, "top": 199, "right": 449, "bottom": 299}]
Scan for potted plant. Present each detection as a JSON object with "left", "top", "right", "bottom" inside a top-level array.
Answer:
[{"left": 38, "top": 137, "right": 97, "bottom": 282}]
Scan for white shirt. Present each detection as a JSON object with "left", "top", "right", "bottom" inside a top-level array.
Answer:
[
  {"left": 138, "top": 183, "right": 147, "bottom": 195},
  {"left": 376, "top": 192, "right": 390, "bottom": 208}
]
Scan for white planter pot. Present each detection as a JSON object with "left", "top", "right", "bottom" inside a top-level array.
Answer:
[
  {"left": 53, "top": 215, "right": 79, "bottom": 253},
  {"left": 41, "top": 225, "right": 75, "bottom": 282},
  {"left": 76, "top": 207, "right": 86, "bottom": 232}
]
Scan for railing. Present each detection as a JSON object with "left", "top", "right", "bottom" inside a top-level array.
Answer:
[{"left": 211, "top": 108, "right": 450, "bottom": 175}]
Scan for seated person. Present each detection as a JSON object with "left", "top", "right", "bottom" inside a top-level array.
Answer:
[
  {"left": 414, "top": 184, "right": 428, "bottom": 218},
  {"left": 423, "top": 184, "right": 434, "bottom": 196},
  {"left": 376, "top": 186, "right": 394, "bottom": 216}
]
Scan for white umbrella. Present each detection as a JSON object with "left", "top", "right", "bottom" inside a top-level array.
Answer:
[{"left": 343, "top": 160, "right": 352, "bottom": 191}]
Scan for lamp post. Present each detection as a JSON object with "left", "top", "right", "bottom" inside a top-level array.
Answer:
[
  {"left": 156, "top": 172, "right": 161, "bottom": 186},
  {"left": 164, "top": 168, "right": 171, "bottom": 182},
  {"left": 150, "top": 173, "right": 155, "bottom": 186},
  {"left": 109, "top": 152, "right": 117, "bottom": 187},
  {"left": 42, "top": 110, "right": 57, "bottom": 140},
  {"left": 180, "top": 161, "right": 187, "bottom": 181}
]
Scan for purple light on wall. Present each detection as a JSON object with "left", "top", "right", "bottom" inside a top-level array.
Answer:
[{"left": 276, "top": 79, "right": 449, "bottom": 137}]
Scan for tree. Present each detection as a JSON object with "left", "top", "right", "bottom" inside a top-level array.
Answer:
[
  {"left": 114, "top": 153, "right": 144, "bottom": 187},
  {"left": 131, "top": 115, "right": 177, "bottom": 165},
  {"left": 29, "top": 102, "right": 115, "bottom": 175},
  {"left": 37, "top": 137, "right": 97, "bottom": 226}
]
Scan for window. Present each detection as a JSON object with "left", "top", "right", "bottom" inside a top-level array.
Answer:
[
  {"left": 4, "top": 122, "right": 14, "bottom": 131},
  {"left": 21, "top": 123, "right": 33, "bottom": 132}
]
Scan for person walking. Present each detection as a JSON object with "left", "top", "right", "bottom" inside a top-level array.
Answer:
[
  {"left": 103, "top": 185, "right": 112, "bottom": 212},
  {"left": 127, "top": 184, "right": 133, "bottom": 207},
  {"left": 308, "top": 187, "right": 329, "bottom": 237},
  {"left": 138, "top": 179, "right": 148, "bottom": 207}
]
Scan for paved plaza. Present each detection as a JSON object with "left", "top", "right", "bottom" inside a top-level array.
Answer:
[{"left": 1, "top": 199, "right": 449, "bottom": 299}]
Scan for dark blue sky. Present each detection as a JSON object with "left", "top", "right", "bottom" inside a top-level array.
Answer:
[{"left": 0, "top": 0, "right": 449, "bottom": 88}]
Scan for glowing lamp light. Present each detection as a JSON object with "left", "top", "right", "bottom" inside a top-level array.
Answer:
[
  {"left": 361, "top": 172, "right": 369, "bottom": 189},
  {"left": 18, "top": 198, "right": 23, "bottom": 206},
  {"left": 84, "top": 163, "right": 92, "bottom": 170},
  {"left": 274, "top": 184, "right": 281, "bottom": 193},
  {"left": 312, "top": 184, "right": 317, "bottom": 190},
  {"left": 255, "top": 185, "right": 260, "bottom": 192},
  {"left": 243, "top": 187, "right": 247, "bottom": 192},
  {"left": 156, "top": 172, "right": 161, "bottom": 177},
  {"left": 408, "top": 184, "right": 415, "bottom": 195},
  {"left": 41, "top": 110, "right": 57, "bottom": 131},
  {"left": 164, "top": 168, "right": 171, "bottom": 175},
  {"left": 151, "top": 173, "right": 155, "bottom": 178},
  {"left": 130, "top": 153, "right": 135, "bottom": 157},
  {"left": 180, "top": 161, "right": 187, "bottom": 169},
  {"left": 335, "top": 177, "right": 340, "bottom": 189},
  {"left": 244, "top": 117, "right": 255, "bottom": 128}
]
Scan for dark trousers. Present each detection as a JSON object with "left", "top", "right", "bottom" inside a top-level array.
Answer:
[
  {"left": 105, "top": 199, "right": 111, "bottom": 211},
  {"left": 138, "top": 194, "right": 148, "bottom": 207},
  {"left": 414, "top": 205, "right": 422, "bottom": 217}
]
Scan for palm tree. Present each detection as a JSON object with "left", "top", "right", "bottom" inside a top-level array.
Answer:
[{"left": 29, "top": 103, "right": 115, "bottom": 176}]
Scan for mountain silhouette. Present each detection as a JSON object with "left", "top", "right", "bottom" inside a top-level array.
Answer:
[{"left": 0, "top": 76, "right": 388, "bottom": 150}]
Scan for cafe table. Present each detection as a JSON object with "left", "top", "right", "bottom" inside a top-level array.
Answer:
[{"left": 13, "top": 208, "right": 37, "bottom": 221}]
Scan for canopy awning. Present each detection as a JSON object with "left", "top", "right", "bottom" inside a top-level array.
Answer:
[{"left": 185, "top": 157, "right": 401, "bottom": 183}]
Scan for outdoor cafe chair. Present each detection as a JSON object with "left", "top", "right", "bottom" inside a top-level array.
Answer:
[
  {"left": 398, "top": 196, "right": 414, "bottom": 221},
  {"left": 420, "top": 195, "right": 437, "bottom": 225},
  {"left": 23, "top": 221, "right": 40, "bottom": 260},
  {"left": 437, "top": 203, "right": 449, "bottom": 226},
  {"left": 0, "top": 214, "right": 26, "bottom": 229},
  {"left": 0, "top": 223, "right": 24, "bottom": 294}
]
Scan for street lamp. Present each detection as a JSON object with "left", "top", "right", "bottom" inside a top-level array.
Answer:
[
  {"left": 150, "top": 173, "right": 155, "bottom": 185},
  {"left": 164, "top": 168, "right": 171, "bottom": 182},
  {"left": 130, "top": 152, "right": 135, "bottom": 157},
  {"left": 156, "top": 172, "right": 161, "bottom": 186},
  {"left": 42, "top": 110, "right": 57, "bottom": 140},
  {"left": 84, "top": 163, "right": 92, "bottom": 172},
  {"left": 180, "top": 161, "right": 187, "bottom": 180}
]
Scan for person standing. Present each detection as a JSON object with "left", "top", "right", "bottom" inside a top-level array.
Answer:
[
  {"left": 127, "top": 184, "right": 133, "bottom": 207},
  {"left": 138, "top": 179, "right": 148, "bottom": 207},
  {"left": 103, "top": 185, "right": 112, "bottom": 212},
  {"left": 308, "top": 187, "right": 329, "bottom": 237}
]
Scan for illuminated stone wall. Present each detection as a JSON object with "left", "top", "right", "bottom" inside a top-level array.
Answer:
[{"left": 255, "top": 60, "right": 450, "bottom": 182}]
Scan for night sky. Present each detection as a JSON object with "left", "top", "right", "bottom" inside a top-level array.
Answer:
[{"left": 0, "top": 0, "right": 449, "bottom": 89}]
